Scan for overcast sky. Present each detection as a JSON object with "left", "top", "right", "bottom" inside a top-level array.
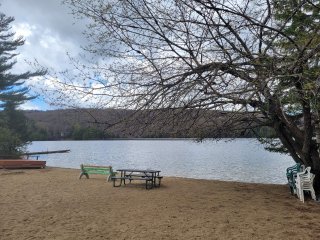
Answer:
[{"left": 1, "top": 0, "right": 88, "bottom": 110}]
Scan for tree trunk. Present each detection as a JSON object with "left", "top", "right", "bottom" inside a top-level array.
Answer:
[{"left": 273, "top": 116, "right": 320, "bottom": 193}]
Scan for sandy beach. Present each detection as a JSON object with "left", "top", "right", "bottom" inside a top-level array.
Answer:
[{"left": 1, "top": 167, "right": 320, "bottom": 240}]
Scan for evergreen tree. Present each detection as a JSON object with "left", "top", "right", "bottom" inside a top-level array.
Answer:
[
  {"left": 0, "top": 12, "right": 46, "bottom": 158},
  {"left": 272, "top": 1, "right": 320, "bottom": 155}
]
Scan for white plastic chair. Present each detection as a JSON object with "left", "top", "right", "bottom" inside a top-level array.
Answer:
[{"left": 295, "top": 167, "right": 316, "bottom": 203}]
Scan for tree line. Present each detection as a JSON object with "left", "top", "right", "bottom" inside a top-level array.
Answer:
[
  {"left": 23, "top": 108, "right": 277, "bottom": 140},
  {"left": 27, "top": 122, "right": 116, "bottom": 141}
]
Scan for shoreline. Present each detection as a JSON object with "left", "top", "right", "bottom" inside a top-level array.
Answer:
[
  {"left": 1, "top": 167, "right": 320, "bottom": 239},
  {"left": 5, "top": 166, "right": 289, "bottom": 186}
]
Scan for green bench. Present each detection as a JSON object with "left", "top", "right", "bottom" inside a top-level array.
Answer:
[{"left": 79, "top": 164, "right": 115, "bottom": 181}]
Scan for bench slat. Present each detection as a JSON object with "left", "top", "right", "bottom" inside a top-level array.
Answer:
[
  {"left": 84, "top": 169, "right": 112, "bottom": 173},
  {"left": 83, "top": 167, "right": 111, "bottom": 170},
  {"left": 111, "top": 177, "right": 152, "bottom": 180},
  {"left": 82, "top": 165, "right": 112, "bottom": 168},
  {"left": 129, "top": 177, "right": 152, "bottom": 181},
  {"left": 111, "top": 177, "right": 131, "bottom": 180},
  {"left": 111, "top": 176, "right": 153, "bottom": 189}
]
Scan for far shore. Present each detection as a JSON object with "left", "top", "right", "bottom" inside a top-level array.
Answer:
[
  {"left": 30, "top": 137, "right": 257, "bottom": 141},
  {"left": 1, "top": 167, "right": 320, "bottom": 239}
]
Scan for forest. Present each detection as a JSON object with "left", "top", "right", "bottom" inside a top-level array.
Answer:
[{"left": 23, "top": 108, "right": 275, "bottom": 140}]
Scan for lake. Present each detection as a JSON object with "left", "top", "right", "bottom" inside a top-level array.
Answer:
[{"left": 27, "top": 139, "right": 294, "bottom": 184}]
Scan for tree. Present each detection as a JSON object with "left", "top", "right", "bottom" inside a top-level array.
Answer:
[
  {"left": 270, "top": 0, "right": 320, "bottom": 169},
  {"left": 71, "top": 123, "right": 84, "bottom": 140},
  {"left": 0, "top": 12, "right": 46, "bottom": 158},
  {"left": 62, "top": 0, "right": 320, "bottom": 188}
]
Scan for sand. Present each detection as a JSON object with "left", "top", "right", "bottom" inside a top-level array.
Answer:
[{"left": 1, "top": 167, "right": 320, "bottom": 240}]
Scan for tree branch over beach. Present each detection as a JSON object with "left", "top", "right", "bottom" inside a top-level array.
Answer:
[{"left": 59, "top": 0, "right": 320, "bottom": 188}]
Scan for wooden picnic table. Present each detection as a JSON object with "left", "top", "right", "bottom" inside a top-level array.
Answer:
[{"left": 113, "top": 169, "right": 162, "bottom": 189}]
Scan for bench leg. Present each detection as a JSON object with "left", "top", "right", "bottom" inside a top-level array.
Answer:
[
  {"left": 79, "top": 172, "right": 89, "bottom": 179},
  {"left": 107, "top": 175, "right": 112, "bottom": 182}
]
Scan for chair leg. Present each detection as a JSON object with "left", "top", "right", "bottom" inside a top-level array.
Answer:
[
  {"left": 300, "top": 189, "right": 305, "bottom": 203},
  {"left": 289, "top": 186, "right": 294, "bottom": 195},
  {"left": 296, "top": 186, "right": 303, "bottom": 202},
  {"left": 296, "top": 188, "right": 300, "bottom": 200},
  {"left": 310, "top": 189, "right": 316, "bottom": 201}
]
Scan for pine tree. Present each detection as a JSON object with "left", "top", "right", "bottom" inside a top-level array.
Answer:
[
  {"left": 0, "top": 12, "right": 46, "bottom": 158},
  {"left": 273, "top": 1, "right": 320, "bottom": 152}
]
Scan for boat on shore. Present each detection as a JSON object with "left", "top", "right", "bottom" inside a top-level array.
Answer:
[{"left": 0, "top": 160, "right": 46, "bottom": 169}]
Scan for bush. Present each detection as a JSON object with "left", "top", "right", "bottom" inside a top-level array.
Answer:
[{"left": 0, "top": 127, "right": 26, "bottom": 159}]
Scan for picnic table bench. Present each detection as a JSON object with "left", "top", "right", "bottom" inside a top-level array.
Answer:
[
  {"left": 112, "top": 176, "right": 154, "bottom": 189},
  {"left": 124, "top": 173, "right": 163, "bottom": 187},
  {"left": 79, "top": 164, "right": 115, "bottom": 181}
]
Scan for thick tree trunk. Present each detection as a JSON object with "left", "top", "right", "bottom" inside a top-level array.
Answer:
[
  {"left": 279, "top": 136, "right": 320, "bottom": 193},
  {"left": 314, "top": 114, "right": 320, "bottom": 152},
  {"left": 313, "top": 114, "right": 320, "bottom": 192},
  {"left": 309, "top": 148, "right": 320, "bottom": 193},
  {"left": 273, "top": 116, "right": 320, "bottom": 194}
]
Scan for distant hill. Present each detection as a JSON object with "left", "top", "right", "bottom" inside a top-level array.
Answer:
[
  {"left": 24, "top": 108, "right": 132, "bottom": 140},
  {"left": 23, "top": 108, "right": 265, "bottom": 140}
]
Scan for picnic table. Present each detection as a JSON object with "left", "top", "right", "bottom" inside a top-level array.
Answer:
[{"left": 112, "top": 169, "right": 162, "bottom": 189}]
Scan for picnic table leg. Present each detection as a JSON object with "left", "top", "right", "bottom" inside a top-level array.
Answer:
[
  {"left": 155, "top": 176, "right": 163, "bottom": 187},
  {"left": 113, "top": 178, "right": 122, "bottom": 187},
  {"left": 122, "top": 171, "right": 126, "bottom": 185},
  {"left": 146, "top": 178, "right": 153, "bottom": 189},
  {"left": 152, "top": 173, "right": 156, "bottom": 187}
]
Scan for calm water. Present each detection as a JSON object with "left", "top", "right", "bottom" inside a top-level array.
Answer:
[{"left": 27, "top": 139, "right": 294, "bottom": 184}]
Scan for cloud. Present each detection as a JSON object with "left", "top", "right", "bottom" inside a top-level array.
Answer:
[
  {"left": 0, "top": 0, "right": 94, "bottom": 109},
  {"left": 12, "top": 22, "right": 35, "bottom": 40},
  {"left": 1, "top": 0, "right": 86, "bottom": 45},
  {"left": 1, "top": 0, "right": 87, "bottom": 72}
]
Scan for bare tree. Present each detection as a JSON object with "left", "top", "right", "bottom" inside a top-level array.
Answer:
[{"left": 60, "top": 0, "right": 320, "bottom": 188}]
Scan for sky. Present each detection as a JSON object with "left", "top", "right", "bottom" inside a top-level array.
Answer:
[{"left": 0, "top": 0, "right": 88, "bottom": 110}]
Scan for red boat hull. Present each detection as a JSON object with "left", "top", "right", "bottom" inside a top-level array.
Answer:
[{"left": 0, "top": 160, "right": 46, "bottom": 169}]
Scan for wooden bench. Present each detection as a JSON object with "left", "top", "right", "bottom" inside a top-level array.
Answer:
[
  {"left": 111, "top": 176, "right": 154, "bottom": 189},
  {"left": 79, "top": 164, "right": 115, "bottom": 181}
]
